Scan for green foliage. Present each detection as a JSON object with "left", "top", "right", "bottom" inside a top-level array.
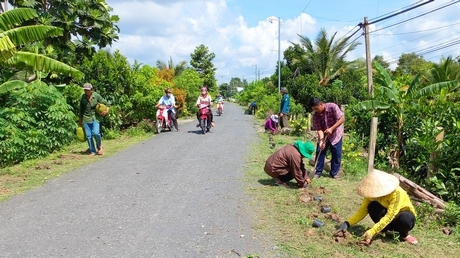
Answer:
[
  {"left": 290, "top": 117, "right": 309, "bottom": 136},
  {"left": 136, "top": 119, "right": 156, "bottom": 133},
  {"left": 442, "top": 202, "right": 460, "bottom": 226},
  {"left": 0, "top": 81, "right": 76, "bottom": 167},
  {"left": 190, "top": 44, "right": 217, "bottom": 91}
]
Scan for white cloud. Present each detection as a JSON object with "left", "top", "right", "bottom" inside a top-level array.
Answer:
[{"left": 106, "top": 0, "right": 460, "bottom": 83}]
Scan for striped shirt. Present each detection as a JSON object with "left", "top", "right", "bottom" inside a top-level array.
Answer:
[{"left": 312, "top": 102, "right": 344, "bottom": 145}]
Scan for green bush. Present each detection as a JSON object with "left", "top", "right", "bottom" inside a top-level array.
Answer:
[{"left": 0, "top": 82, "right": 76, "bottom": 167}]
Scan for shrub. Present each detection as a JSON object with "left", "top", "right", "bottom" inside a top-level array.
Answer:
[{"left": 0, "top": 82, "right": 76, "bottom": 167}]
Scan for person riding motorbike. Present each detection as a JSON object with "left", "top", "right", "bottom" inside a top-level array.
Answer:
[
  {"left": 216, "top": 93, "right": 224, "bottom": 114},
  {"left": 155, "top": 88, "right": 179, "bottom": 132},
  {"left": 196, "top": 86, "right": 214, "bottom": 130}
]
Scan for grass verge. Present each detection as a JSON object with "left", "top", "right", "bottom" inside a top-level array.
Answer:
[{"left": 243, "top": 128, "right": 460, "bottom": 258}]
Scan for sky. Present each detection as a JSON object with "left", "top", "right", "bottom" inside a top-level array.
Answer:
[{"left": 105, "top": 0, "right": 460, "bottom": 84}]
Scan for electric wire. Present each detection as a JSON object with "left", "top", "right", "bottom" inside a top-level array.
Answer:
[{"left": 371, "top": 0, "right": 460, "bottom": 33}]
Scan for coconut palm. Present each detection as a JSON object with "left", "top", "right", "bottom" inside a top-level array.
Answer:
[
  {"left": 356, "top": 62, "right": 458, "bottom": 168},
  {"left": 0, "top": 8, "right": 83, "bottom": 94},
  {"left": 297, "top": 28, "right": 361, "bottom": 86},
  {"left": 156, "top": 57, "right": 188, "bottom": 77}
]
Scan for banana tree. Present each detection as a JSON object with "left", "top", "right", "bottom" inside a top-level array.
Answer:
[
  {"left": 356, "top": 62, "right": 459, "bottom": 168},
  {"left": 0, "top": 8, "right": 83, "bottom": 94}
]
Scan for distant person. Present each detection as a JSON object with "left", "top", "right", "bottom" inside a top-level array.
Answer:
[
  {"left": 248, "top": 101, "right": 257, "bottom": 115},
  {"left": 196, "top": 86, "right": 214, "bottom": 130},
  {"left": 155, "top": 88, "right": 179, "bottom": 132},
  {"left": 264, "top": 114, "right": 278, "bottom": 134},
  {"left": 309, "top": 97, "right": 344, "bottom": 179},
  {"left": 334, "top": 169, "right": 418, "bottom": 245},
  {"left": 264, "top": 140, "right": 314, "bottom": 188},
  {"left": 279, "top": 87, "right": 290, "bottom": 129},
  {"left": 79, "top": 83, "right": 110, "bottom": 156}
]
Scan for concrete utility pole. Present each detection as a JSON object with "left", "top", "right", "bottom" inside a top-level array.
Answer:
[
  {"left": 364, "top": 16, "right": 377, "bottom": 174},
  {"left": 364, "top": 17, "right": 373, "bottom": 96}
]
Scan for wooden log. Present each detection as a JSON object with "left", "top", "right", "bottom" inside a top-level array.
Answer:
[{"left": 394, "top": 173, "right": 446, "bottom": 209}]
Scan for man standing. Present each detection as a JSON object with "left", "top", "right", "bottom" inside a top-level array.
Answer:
[
  {"left": 279, "top": 87, "right": 290, "bottom": 129},
  {"left": 309, "top": 97, "right": 344, "bottom": 179}
]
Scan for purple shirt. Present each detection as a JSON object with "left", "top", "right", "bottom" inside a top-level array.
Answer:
[
  {"left": 265, "top": 118, "right": 277, "bottom": 132},
  {"left": 312, "top": 103, "right": 344, "bottom": 145}
]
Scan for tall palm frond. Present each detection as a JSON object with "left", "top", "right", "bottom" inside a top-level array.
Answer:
[{"left": 3, "top": 51, "right": 84, "bottom": 79}]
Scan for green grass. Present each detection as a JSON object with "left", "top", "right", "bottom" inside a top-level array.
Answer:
[{"left": 242, "top": 129, "right": 460, "bottom": 258}]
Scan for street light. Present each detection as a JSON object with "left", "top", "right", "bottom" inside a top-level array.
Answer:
[{"left": 269, "top": 17, "right": 281, "bottom": 93}]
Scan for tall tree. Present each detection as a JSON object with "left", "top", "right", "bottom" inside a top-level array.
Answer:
[
  {"left": 394, "top": 52, "right": 432, "bottom": 77},
  {"left": 11, "top": 0, "right": 120, "bottom": 64},
  {"left": 297, "top": 28, "right": 360, "bottom": 86},
  {"left": 190, "top": 44, "right": 217, "bottom": 91}
]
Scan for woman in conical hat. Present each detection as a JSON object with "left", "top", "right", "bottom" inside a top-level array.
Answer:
[{"left": 333, "top": 169, "right": 418, "bottom": 245}]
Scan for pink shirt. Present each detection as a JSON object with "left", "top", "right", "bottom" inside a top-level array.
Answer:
[{"left": 312, "top": 103, "right": 344, "bottom": 145}]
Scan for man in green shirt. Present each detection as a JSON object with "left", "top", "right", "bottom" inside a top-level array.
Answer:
[{"left": 79, "top": 83, "right": 110, "bottom": 156}]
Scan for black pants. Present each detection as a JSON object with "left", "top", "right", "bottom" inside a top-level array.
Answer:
[
  {"left": 196, "top": 110, "right": 213, "bottom": 128},
  {"left": 168, "top": 110, "right": 178, "bottom": 130},
  {"left": 278, "top": 171, "right": 306, "bottom": 183},
  {"left": 368, "top": 201, "right": 415, "bottom": 238},
  {"left": 249, "top": 105, "right": 257, "bottom": 115}
]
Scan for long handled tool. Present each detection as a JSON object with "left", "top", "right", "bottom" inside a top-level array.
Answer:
[{"left": 309, "top": 135, "right": 327, "bottom": 179}]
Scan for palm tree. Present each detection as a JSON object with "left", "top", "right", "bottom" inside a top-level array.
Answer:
[
  {"left": 297, "top": 28, "right": 361, "bottom": 86},
  {"left": 0, "top": 8, "right": 83, "bottom": 94},
  {"left": 156, "top": 57, "right": 188, "bottom": 77}
]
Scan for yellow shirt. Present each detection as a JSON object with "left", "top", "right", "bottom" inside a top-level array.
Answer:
[{"left": 347, "top": 186, "right": 416, "bottom": 237}]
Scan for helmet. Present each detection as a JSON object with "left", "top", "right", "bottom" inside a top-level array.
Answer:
[
  {"left": 216, "top": 93, "right": 221, "bottom": 97},
  {"left": 165, "top": 88, "right": 172, "bottom": 94}
]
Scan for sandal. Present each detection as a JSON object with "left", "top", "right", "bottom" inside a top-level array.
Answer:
[
  {"left": 274, "top": 178, "right": 289, "bottom": 188},
  {"left": 404, "top": 235, "right": 418, "bottom": 245}
]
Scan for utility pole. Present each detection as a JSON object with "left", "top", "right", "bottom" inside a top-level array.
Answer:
[
  {"left": 364, "top": 16, "right": 377, "bottom": 174},
  {"left": 277, "top": 17, "right": 281, "bottom": 94},
  {"left": 254, "top": 64, "right": 257, "bottom": 82},
  {"left": 364, "top": 17, "right": 373, "bottom": 96}
]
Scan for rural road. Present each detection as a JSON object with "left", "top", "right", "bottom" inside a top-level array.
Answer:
[{"left": 0, "top": 103, "right": 275, "bottom": 257}]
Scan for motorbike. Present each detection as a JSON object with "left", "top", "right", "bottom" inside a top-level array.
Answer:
[
  {"left": 198, "top": 103, "right": 211, "bottom": 134},
  {"left": 216, "top": 102, "right": 223, "bottom": 116},
  {"left": 156, "top": 104, "right": 173, "bottom": 133}
]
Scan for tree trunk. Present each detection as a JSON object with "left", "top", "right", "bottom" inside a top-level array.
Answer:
[{"left": 393, "top": 173, "right": 446, "bottom": 210}]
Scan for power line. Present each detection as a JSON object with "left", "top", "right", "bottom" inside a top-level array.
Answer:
[
  {"left": 368, "top": 0, "right": 434, "bottom": 25},
  {"left": 371, "top": 0, "right": 460, "bottom": 33},
  {"left": 371, "top": 22, "right": 460, "bottom": 36}
]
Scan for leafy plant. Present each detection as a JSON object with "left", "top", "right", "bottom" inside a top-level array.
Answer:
[{"left": 0, "top": 81, "right": 76, "bottom": 167}]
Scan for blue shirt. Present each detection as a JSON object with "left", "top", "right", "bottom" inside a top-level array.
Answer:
[
  {"left": 158, "top": 95, "right": 176, "bottom": 113},
  {"left": 280, "top": 94, "right": 290, "bottom": 114}
]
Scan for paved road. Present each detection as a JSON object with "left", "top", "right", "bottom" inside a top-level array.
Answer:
[{"left": 0, "top": 103, "right": 273, "bottom": 257}]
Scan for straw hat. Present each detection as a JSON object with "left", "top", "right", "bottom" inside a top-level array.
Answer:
[{"left": 356, "top": 169, "right": 400, "bottom": 198}]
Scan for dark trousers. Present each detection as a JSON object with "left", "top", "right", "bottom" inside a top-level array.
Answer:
[
  {"left": 249, "top": 105, "right": 257, "bottom": 115},
  {"left": 168, "top": 110, "right": 178, "bottom": 130},
  {"left": 279, "top": 113, "right": 289, "bottom": 128},
  {"left": 315, "top": 137, "right": 342, "bottom": 177},
  {"left": 278, "top": 171, "right": 306, "bottom": 183},
  {"left": 368, "top": 201, "right": 416, "bottom": 238}
]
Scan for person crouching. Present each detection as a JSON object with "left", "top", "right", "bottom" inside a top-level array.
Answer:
[{"left": 264, "top": 141, "right": 314, "bottom": 188}]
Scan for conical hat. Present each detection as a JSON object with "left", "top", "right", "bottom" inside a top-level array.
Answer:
[{"left": 356, "top": 169, "right": 400, "bottom": 198}]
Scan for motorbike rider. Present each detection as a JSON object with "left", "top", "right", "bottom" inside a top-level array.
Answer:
[
  {"left": 216, "top": 93, "right": 224, "bottom": 114},
  {"left": 155, "top": 88, "right": 179, "bottom": 132},
  {"left": 196, "top": 86, "right": 215, "bottom": 130}
]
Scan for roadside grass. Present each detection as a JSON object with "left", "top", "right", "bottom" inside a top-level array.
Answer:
[
  {"left": 243, "top": 128, "right": 460, "bottom": 258},
  {"left": 0, "top": 129, "right": 153, "bottom": 201}
]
